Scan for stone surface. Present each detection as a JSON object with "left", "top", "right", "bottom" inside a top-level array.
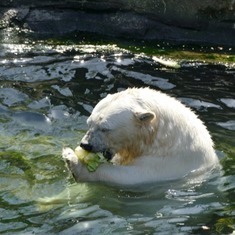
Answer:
[{"left": 0, "top": 0, "right": 235, "bottom": 46}]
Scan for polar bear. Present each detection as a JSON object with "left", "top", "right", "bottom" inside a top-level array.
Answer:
[{"left": 63, "top": 87, "right": 218, "bottom": 186}]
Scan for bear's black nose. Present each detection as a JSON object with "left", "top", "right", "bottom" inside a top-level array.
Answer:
[{"left": 80, "top": 142, "right": 93, "bottom": 151}]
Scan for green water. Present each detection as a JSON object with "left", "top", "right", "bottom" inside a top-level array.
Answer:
[{"left": 0, "top": 39, "right": 234, "bottom": 234}]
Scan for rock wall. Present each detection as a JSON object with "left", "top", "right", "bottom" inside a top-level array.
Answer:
[{"left": 0, "top": 0, "right": 235, "bottom": 46}]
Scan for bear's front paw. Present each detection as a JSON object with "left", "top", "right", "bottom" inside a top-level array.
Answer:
[
  {"left": 62, "top": 147, "right": 82, "bottom": 181},
  {"left": 62, "top": 147, "right": 78, "bottom": 165}
]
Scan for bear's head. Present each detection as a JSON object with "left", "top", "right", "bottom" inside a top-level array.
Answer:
[{"left": 80, "top": 91, "right": 158, "bottom": 165}]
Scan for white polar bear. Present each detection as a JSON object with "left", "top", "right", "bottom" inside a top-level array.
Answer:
[{"left": 63, "top": 87, "right": 218, "bottom": 186}]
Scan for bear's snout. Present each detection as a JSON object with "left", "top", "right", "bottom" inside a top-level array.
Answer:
[
  {"left": 80, "top": 131, "right": 94, "bottom": 151},
  {"left": 80, "top": 140, "right": 114, "bottom": 161},
  {"left": 80, "top": 130, "right": 108, "bottom": 153},
  {"left": 80, "top": 133, "right": 115, "bottom": 161},
  {"left": 80, "top": 141, "right": 93, "bottom": 151}
]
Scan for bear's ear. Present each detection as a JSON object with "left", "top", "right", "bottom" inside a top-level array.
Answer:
[{"left": 135, "top": 111, "right": 155, "bottom": 123}]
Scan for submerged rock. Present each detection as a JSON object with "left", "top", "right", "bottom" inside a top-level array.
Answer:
[{"left": 0, "top": 0, "right": 234, "bottom": 46}]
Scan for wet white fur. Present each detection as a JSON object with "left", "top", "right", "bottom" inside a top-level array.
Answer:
[{"left": 63, "top": 88, "right": 218, "bottom": 186}]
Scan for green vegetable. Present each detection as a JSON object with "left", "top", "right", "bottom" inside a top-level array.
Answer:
[{"left": 74, "top": 146, "right": 104, "bottom": 172}]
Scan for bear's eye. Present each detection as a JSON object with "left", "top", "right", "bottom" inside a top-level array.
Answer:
[{"left": 100, "top": 127, "right": 110, "bottom": 133}]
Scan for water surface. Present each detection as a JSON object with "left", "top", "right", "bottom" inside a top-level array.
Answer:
[{"left": 0, "top": 41, "right": 234, "bottom": 234}]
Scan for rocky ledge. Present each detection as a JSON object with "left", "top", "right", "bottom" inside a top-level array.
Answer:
[{"left": 0, "top": 0, "right": 235, "bottom": 46}]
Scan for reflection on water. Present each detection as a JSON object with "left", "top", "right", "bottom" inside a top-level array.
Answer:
[{"left": 0, "top": 42, "right": 234, "bottom": 234}]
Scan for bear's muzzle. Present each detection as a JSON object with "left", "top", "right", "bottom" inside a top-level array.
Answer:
[{"left": 80, "top": 140, "right": 114, "bottom": 161}]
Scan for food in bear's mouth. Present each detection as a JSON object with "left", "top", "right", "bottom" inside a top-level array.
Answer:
[{"left": 75, "top": 146, "right": 105, "bottom": 172}]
